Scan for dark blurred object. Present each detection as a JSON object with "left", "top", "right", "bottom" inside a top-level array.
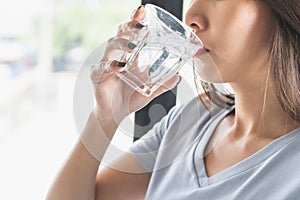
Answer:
[{"left": 142, "top": 0, "right": 183, "bottom": 20}]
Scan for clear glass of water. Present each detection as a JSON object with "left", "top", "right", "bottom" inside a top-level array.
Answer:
[{"left": 116, "top": 4, "right": 217, "bottom": 96}]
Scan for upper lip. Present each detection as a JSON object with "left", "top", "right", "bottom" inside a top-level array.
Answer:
[{"left": 192, "top": 31, "right": 210, "bottom": 52}]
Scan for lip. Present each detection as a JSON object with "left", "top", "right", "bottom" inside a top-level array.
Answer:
[
  {"left": 194, "top": 47, "right": 210, "bottom": 56},
  {"left": 204, "top": 47, "right": 210, "bottom": 52}
]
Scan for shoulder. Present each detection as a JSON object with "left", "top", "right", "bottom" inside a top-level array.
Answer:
[
  {"left": 146, "top": 97, "right": 229, "bottom": 170},
  {"left": 164, "top": 96, "right": 225, "bottom": 134},
  {"left": 153, "top": 96, "right": 228, "bottom": 156},
  {"left": 129, "top": 96, "right": 231, "bottom": 171}
]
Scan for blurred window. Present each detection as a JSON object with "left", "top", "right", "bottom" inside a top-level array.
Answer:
[{"left": 0, "top": 1, "right": 140, "bottom": 200}]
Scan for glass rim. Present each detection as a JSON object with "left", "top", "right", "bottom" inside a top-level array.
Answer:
[{"left": 144, "top": 3, "right": 203, "bottom": 47}]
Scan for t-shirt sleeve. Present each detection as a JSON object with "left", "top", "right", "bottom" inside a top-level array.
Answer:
[{"left": 129, "top": 104, "right": 181, "bottom": 172}]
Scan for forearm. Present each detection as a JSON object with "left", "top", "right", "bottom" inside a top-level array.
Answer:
[{"left": 47, "top": 112, "right": 118, "bottom": 200}]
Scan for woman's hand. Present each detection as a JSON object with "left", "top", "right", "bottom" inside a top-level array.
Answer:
[{"left": 90, "top": 6, "right": 180, "bottom": 129}]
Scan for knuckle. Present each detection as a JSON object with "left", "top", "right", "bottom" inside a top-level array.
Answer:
[
  {"left": 107, "top": 36, "right": 116, "bottom": 44},
  {"left": 117, "top": 21, "right": 129, "bottom": 32},
  {"left": 90, "top": 62, "right": 106, "bottom": 77},
  {"left": 129, "top": 20, "right": 137, "bottom": 28},
  {"left": 90, "top": 64, "right": 97, "bottom": 75}
]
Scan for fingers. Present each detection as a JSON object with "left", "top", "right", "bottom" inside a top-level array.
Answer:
[
  {"left": 106, "top": 37, "right": 137, "bottom": 53},
  {"left": 131, "top": 5, "right": 146, "bottom": 22},
  {"left": 90, "top": 60, "right": 127, "bottom": 84},
  {"left": 117, "top": 6, "right": 146, "bottom": 38},
  {"left": 90, "top": 6, "right": 147, "bottom": 87},
  {"left": 90, "top": 61, "right": 113, "bottom": 84},
  {"left": 117, "top": 20, "right": 145, "bottom": 38},
  {"left": 101, "top": 37, "right": 137, "bottom": 61}
]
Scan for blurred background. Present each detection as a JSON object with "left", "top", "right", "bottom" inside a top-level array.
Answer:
[
  {"left": 0, "top": 0, "right": 197, "bottom": 199},
  {"left": 0, "top": 0, "right": 140, "bottom": 199}
]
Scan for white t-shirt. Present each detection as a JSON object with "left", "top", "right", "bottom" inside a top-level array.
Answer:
[{"left": 130, "top": 97, "right": 300, "bottom": 200}]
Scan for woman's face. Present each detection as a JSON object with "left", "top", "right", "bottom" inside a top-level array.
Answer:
[{"left": 185, "top": 0, "right": 275, "bottom": 84}]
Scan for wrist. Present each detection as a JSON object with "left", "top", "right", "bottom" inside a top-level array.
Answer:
[
  {"left": 90, "top": 111, "right": 118, "bottom": 140},
  {"left": 94, "top": 105, "right": 127, "bottom": 126},
  {"left": 79, "top": 112, "right": 115, "bottom": 161}
]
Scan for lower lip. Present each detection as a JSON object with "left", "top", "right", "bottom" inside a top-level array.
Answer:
[{"left": 194, "top": 48, "right": 209, "bottom": 56}]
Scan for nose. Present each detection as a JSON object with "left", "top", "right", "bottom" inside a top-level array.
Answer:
[{"left": 184, "top": 1, "right": 208, "bottom": 32}]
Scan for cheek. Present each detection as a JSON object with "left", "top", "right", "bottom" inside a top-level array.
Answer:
[
  {"left": 214, "top": 6, "right": 271, "bottom": 66},
  {"left": 225, "top": 11, "right": 256, "bottom": 53}
]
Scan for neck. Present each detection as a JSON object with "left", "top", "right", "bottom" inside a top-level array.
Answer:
[{"left": 229, "top": 81, "right": 300, "bottom": 140}]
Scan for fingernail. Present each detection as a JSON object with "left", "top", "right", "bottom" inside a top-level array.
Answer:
[
  {"left": 177, "top": 76, "right": 182, "bottom": 84},
  {"left": 117, "top": 62, "right": 126, "bottom": 67},
  {"left": 128, "top": 42, "right": 137, "bottom": 50},
  {"left": 135, "top": 23, "right": 145, "bottom": 29},
  {"left": 138, "top": 5, "right": 144, "bottom": 10}
]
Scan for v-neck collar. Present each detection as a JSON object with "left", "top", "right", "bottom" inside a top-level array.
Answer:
[{"left": 193, "top": 106, "right": 300, "bottom": 187}]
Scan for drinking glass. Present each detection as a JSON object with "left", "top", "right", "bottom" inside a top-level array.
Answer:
[{"left": 108, "top": 4, "right": 220, "bottom": 96}]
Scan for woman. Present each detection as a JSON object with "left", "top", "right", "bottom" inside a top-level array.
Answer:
[{"left": 47, "top": 1, "right": 300, "bottom": 199}]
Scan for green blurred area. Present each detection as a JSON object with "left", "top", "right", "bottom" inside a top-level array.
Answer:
[
  {"left": 52, "top": 1, "right": 140, "bottom": 66},
  {"left": 0, "top": 0, "right": 140, "bottom": 73}
]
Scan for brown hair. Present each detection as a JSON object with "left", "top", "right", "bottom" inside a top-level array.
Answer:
[{"left": 194, "top": 0, "right": 300, "bottom": 122}]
